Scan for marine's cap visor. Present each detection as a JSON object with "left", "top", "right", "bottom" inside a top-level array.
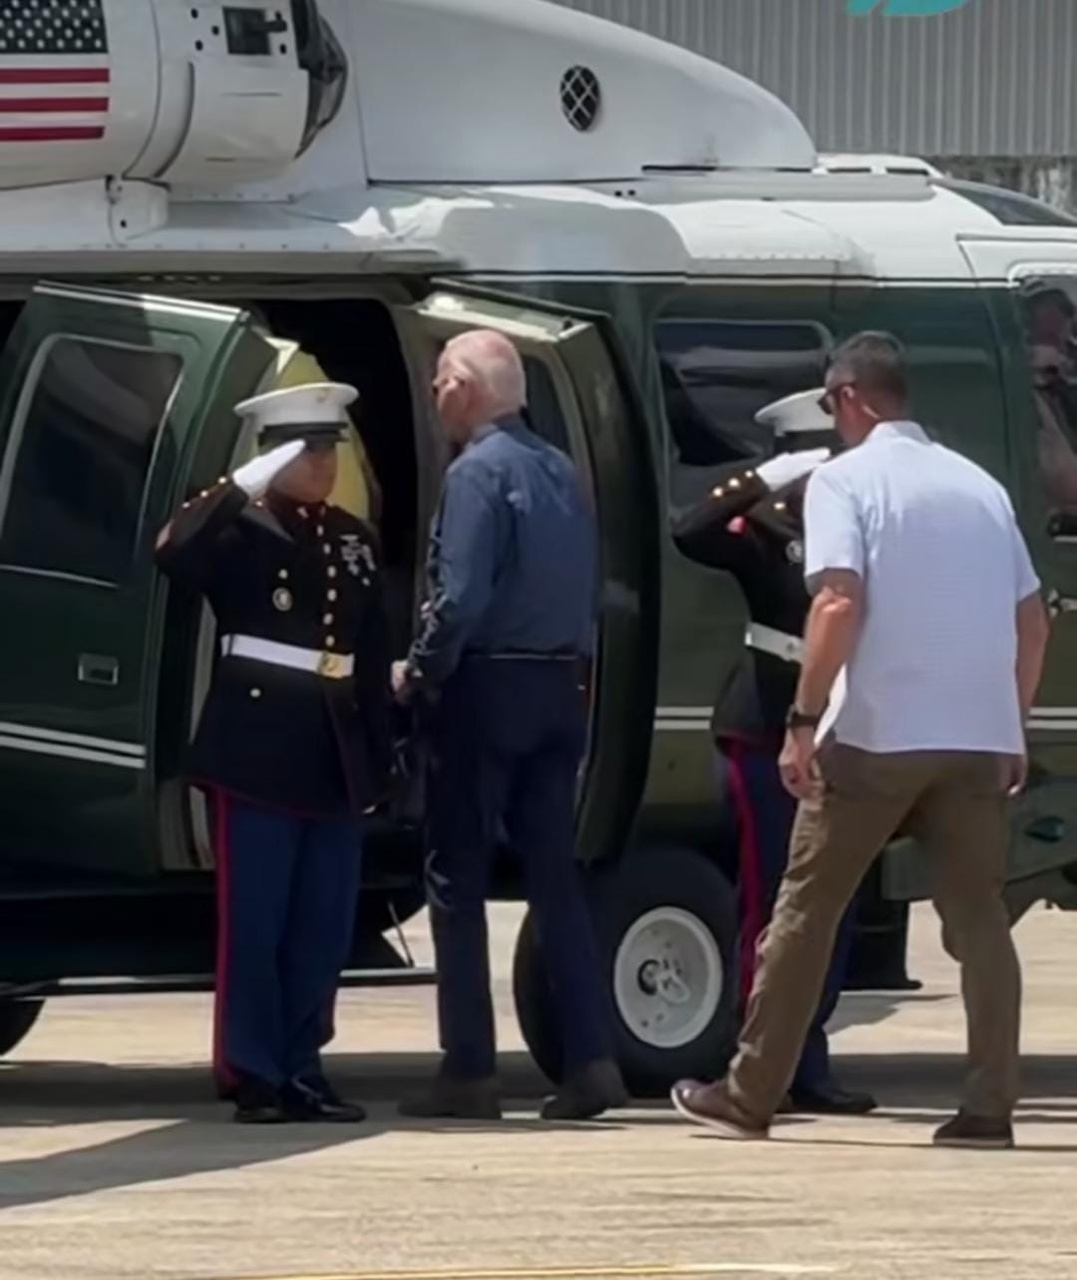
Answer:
[{"left": 257, "top": 421, "right": 347, "bottom": 448}]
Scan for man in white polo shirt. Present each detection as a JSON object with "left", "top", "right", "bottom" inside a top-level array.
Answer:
[{"left": 672, "top": 331, "right": 1050, "bottom": 1150}]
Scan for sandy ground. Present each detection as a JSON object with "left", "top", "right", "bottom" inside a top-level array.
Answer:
[{"left": 1, "top": 902, "right": 1075, "bottom": 1280}]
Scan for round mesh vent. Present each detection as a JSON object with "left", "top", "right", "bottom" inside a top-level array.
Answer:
[{"left": 560, "top": 66, "right": 602, "bottom": 133}]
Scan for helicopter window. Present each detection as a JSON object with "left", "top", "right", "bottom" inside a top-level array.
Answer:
[
  {"left": 522, "top": 357, "right": 572, "bottom": 457},
  {"left": 0, "top": 338, "right": 181, "bottom": 585},
  {"left": 1014, "top": 277, "right": 1077, "bottom": 533},
  {"left": 656, "top": 319, "right": 829, "bottom": 508}
]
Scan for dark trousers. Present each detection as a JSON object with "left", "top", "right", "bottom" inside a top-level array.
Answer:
[
  {"left": 425, "top": 658, "right": 612, "bottom": 1080},
  {"left": 724, "top": 741, "right": 857, "bottom": 1093},
  {"left": 212, "top": 794, "right": 364, "bottom": 1090}
]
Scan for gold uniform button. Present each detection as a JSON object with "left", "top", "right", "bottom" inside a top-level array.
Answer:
[
  {"left": 317, "top": 525, "right": 325, "bottom": 537},
  {"left": 327, "top": 566, "right": 338, "bottom": 579},
  {"left": 729, "top": 477, "right": 741, "bottom": 490},
  {"left": 323, "top": 613, "right": 334, "bottom": 625},
  {"left": 327, "top": 588, "right": 338, "bottom": 602},
  {"left": 325, "top": 636, "right": 336, "bottom": 648},
  {"left": 323, "top": 544, "right": 332, "bottom": 556}
]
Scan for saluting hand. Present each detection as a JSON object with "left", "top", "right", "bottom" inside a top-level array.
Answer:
[
  {"left": 232, "top": 440, "right": 306, "bottom": 501},
  {"left": 779, "top": 727, "right": 822, "bottom": 801},
  {"left": 757, "top": 447, "right": 831, "bottom": 494}
]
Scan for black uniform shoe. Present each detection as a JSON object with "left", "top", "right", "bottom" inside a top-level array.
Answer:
[
  {"left": 540, "top": 1058, "right": 629, "bottom": 1121},
  {"left": 233, "top": 1078, "right": 288, "bottom": 1125},
  {"left": 933, "top": 1112, "right": 1015, "bottom": 1150},
  {"left": 282, "top": 1077, "right": 367, "bottom": 1124},
  {"left": 788, "top": 1082, "right": 878, "bottom": 1116},
  {"left": 397, "top": 1076, "right": 502, "bottom": 1121}
]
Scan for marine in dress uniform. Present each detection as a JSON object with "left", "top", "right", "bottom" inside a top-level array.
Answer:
[
  {"left": 671, "top": 389, "right": 875, "bottom": 1116},
  {"left": 395, "top": 401, "right": 627, "bottom": 1123},
  {"left": 156, "top": 383, "right": 391, "bottom": 1124}
]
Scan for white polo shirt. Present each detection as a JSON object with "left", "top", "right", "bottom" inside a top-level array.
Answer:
[{"left": 803, "top": 421, "right": 1040, "bottom": 755}]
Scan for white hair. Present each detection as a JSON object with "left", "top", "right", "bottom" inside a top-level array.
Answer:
[{"left": 441, "top": 330, "right": 527, "bottom": 419}]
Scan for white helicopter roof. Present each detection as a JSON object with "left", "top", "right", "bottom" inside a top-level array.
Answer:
[{"left": 1, "top": 0, "right": 1076, "bottom": 285}]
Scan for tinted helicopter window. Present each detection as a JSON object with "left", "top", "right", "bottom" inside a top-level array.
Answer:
[
  {"left": 1014, "top": 277, "right": 1077, "bottom": 534},
  {"left": 656, "top": 319, "right": 829, "bottom": 509},
  {"left": 522, "top": 357, "right": 573, "bottom": 457},
  {"left": 939, "top": 180, "right": 1077, "bottom": 228},
  {"left": 0, "top": 338, "right": 181, "bottom": 584}
]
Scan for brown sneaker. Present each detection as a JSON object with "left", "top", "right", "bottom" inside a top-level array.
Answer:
[
  {"left": 933, "top": 1112, "right": 1015, "bottom": 1150},
  {"left": 670, "top": 1078, "right": 769, "bottom": 1140}
]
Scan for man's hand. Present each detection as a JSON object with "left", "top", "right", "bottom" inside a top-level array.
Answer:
[
  {"left": 391, "top": 660, "right": 412, "bottom": 704},
  {"left": 779, "top": 726, "right": 822, "bottom": 800},
  {"left": 1001, "top": 752, "right": 1029, "bottom": 798},
  {"left": 232, "top": 440, "right": 305, "bottom": 500},
  {"left": 756, "top": 448, "right": 831, "bottom": 494}
]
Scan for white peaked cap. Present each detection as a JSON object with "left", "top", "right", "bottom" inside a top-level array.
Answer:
[
  {"left": 754, "top": 387, "right": 833, "bottom": 437},
  {"left": 234, "top": 382, "right": 359, "bottom": 429}
]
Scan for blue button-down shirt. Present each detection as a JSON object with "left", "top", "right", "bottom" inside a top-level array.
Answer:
[{"left": 408, "top": 418, "right": 598, "bottom": 687}]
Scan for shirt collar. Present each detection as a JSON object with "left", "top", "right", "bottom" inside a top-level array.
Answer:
[
  {"left": 865, "top": 419, "right": 930, "bottom": 446},
  {"left": 467, "top": 415, "right": 523, "bottom": 449}
]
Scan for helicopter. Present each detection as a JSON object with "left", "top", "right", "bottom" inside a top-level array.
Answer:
[{"left": 0, "top": 0, "right": 1075, "bottom": 1094}]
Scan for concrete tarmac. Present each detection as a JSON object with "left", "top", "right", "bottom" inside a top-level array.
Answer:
[{"left": 1, "top": 903, "right": 1075, "bottom": 1280}]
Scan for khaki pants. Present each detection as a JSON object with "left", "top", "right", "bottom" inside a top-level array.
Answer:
[{"left": 727, "top": 746, "right": 1022, "bottom": 1123}]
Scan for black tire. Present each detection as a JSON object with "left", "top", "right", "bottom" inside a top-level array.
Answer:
[
  {"left": 0, "top": 999, "right": 45, "bottom": 1057},
  {"left": 512, "top": 848, "right": 739, "bottom": 1097}
]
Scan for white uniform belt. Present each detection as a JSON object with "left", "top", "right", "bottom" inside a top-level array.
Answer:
[
  {"left": 221, "top": 635, "right": 354, "bottom": 679},
  {"left": 745, "top": 622, "right": 804, "bottom": 665}
]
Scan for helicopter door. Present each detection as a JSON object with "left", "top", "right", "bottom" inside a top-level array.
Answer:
[
  {"left": 393, "top": 290, "right": 656, "bottom": 865},
  {"left": 0, "top": 283, "right": 275, "bottom": 877}
]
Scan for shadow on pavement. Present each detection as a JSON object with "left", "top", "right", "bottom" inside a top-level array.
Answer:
[
  {"left": 0, "top": 1051, "right": 623, "bottom": 1212},
  {"left": 2, "top": 1049, "right": 1074, "bottom": 1211},
  {"left": 828, "top": 989, "right": 950, "bottom": 1035}
]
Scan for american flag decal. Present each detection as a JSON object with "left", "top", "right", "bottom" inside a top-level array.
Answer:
[{"left": 0, "top": 0, "right": 110, "bottom": 144}]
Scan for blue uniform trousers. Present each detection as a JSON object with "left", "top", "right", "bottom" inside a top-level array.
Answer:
[
  {"left": 212, "top": 794, "right": 363, "bottom": 1090},
  {"left": 425, "top": 657, "right": 612, "bottom": 1080},
  {"left": 726, "top": 742, "right": 857, "bottom": 1093}
]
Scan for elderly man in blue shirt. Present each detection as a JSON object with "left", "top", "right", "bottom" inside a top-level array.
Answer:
[{"left": 393, "top": 330, "right": 626, "bottom": 1122}]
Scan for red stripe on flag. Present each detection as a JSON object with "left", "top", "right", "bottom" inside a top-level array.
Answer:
[
  {"left": 0, "top": 68, "right": 110, "bottom": 85},
  {"left": 0, "top": 126, "right": 105, "bottom": 142},
  {"left": 0, "top": 98, "right": 109, "bottom": 113}
]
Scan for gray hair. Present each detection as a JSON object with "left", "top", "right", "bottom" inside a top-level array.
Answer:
[
  {"left": 828, "top": 330, "right": 909, "bottom": 407},
  {"left": 441, "top": 330, "right": 527, "bottom": 418}
]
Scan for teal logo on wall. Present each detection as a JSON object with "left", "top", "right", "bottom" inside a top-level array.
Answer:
[{"left": 847, "top": 0, "right": 972, "bottom": 13}]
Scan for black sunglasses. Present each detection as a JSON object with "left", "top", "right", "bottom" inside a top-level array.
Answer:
[{"left": 818, "top": 380, "right": 857, "bottom": 415}]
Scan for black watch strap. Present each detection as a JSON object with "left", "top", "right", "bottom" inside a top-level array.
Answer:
[{"left": 786, "top": 706, "right": 822, "bottom": 730}]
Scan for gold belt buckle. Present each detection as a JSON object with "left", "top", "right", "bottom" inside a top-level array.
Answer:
[{"left": 318, "top": 651, "right": 348, "bottom": 680}]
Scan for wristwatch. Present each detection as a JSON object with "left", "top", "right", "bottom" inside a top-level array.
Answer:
[{"left": 786, "top": 706, "right": 822, "bottom": 731}]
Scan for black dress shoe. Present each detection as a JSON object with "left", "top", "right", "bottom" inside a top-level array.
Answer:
[
  {"left": 789, "top": 1082, "right": 878, "bottom": 1116},
  {"left": 397, "top": 1075, "right": 501, "bottom": 1121},
  {"left": 541, "top": 1058, "right": 629, "bottom": 1121},
  {"left": 233, "top": 1078, "right": 288, "bottom": 1125},
  {"left": 283, "top": 1077, "right": 367, "bottom": 1124}
]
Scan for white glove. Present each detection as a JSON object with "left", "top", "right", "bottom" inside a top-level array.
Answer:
[
  {"left": 756, "top": 447, "right": 831, "bottom": 493},
  {"left": 232, "top": 440, "right": 305, "bottom": 500}
]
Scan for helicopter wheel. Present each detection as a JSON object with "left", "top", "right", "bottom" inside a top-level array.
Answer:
[{"left": 513, "top": 848, "right": 739, "bottom": 1097}]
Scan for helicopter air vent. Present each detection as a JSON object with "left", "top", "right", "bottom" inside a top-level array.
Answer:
[{"left": 560, "top": 65, "right": 602, "bottom": 133}]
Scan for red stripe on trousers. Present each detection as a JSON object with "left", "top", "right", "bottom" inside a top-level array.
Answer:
[
  {"left": 725, "top": 742, "right": 765, "bottom": 1005},
  {"left": 211, "top": 790, "right": 238, "bottom": 1092}
]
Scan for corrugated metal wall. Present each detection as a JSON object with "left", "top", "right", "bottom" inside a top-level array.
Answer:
[{"left": 550, "top": 0, "right": 1077, "bottom": 159}]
